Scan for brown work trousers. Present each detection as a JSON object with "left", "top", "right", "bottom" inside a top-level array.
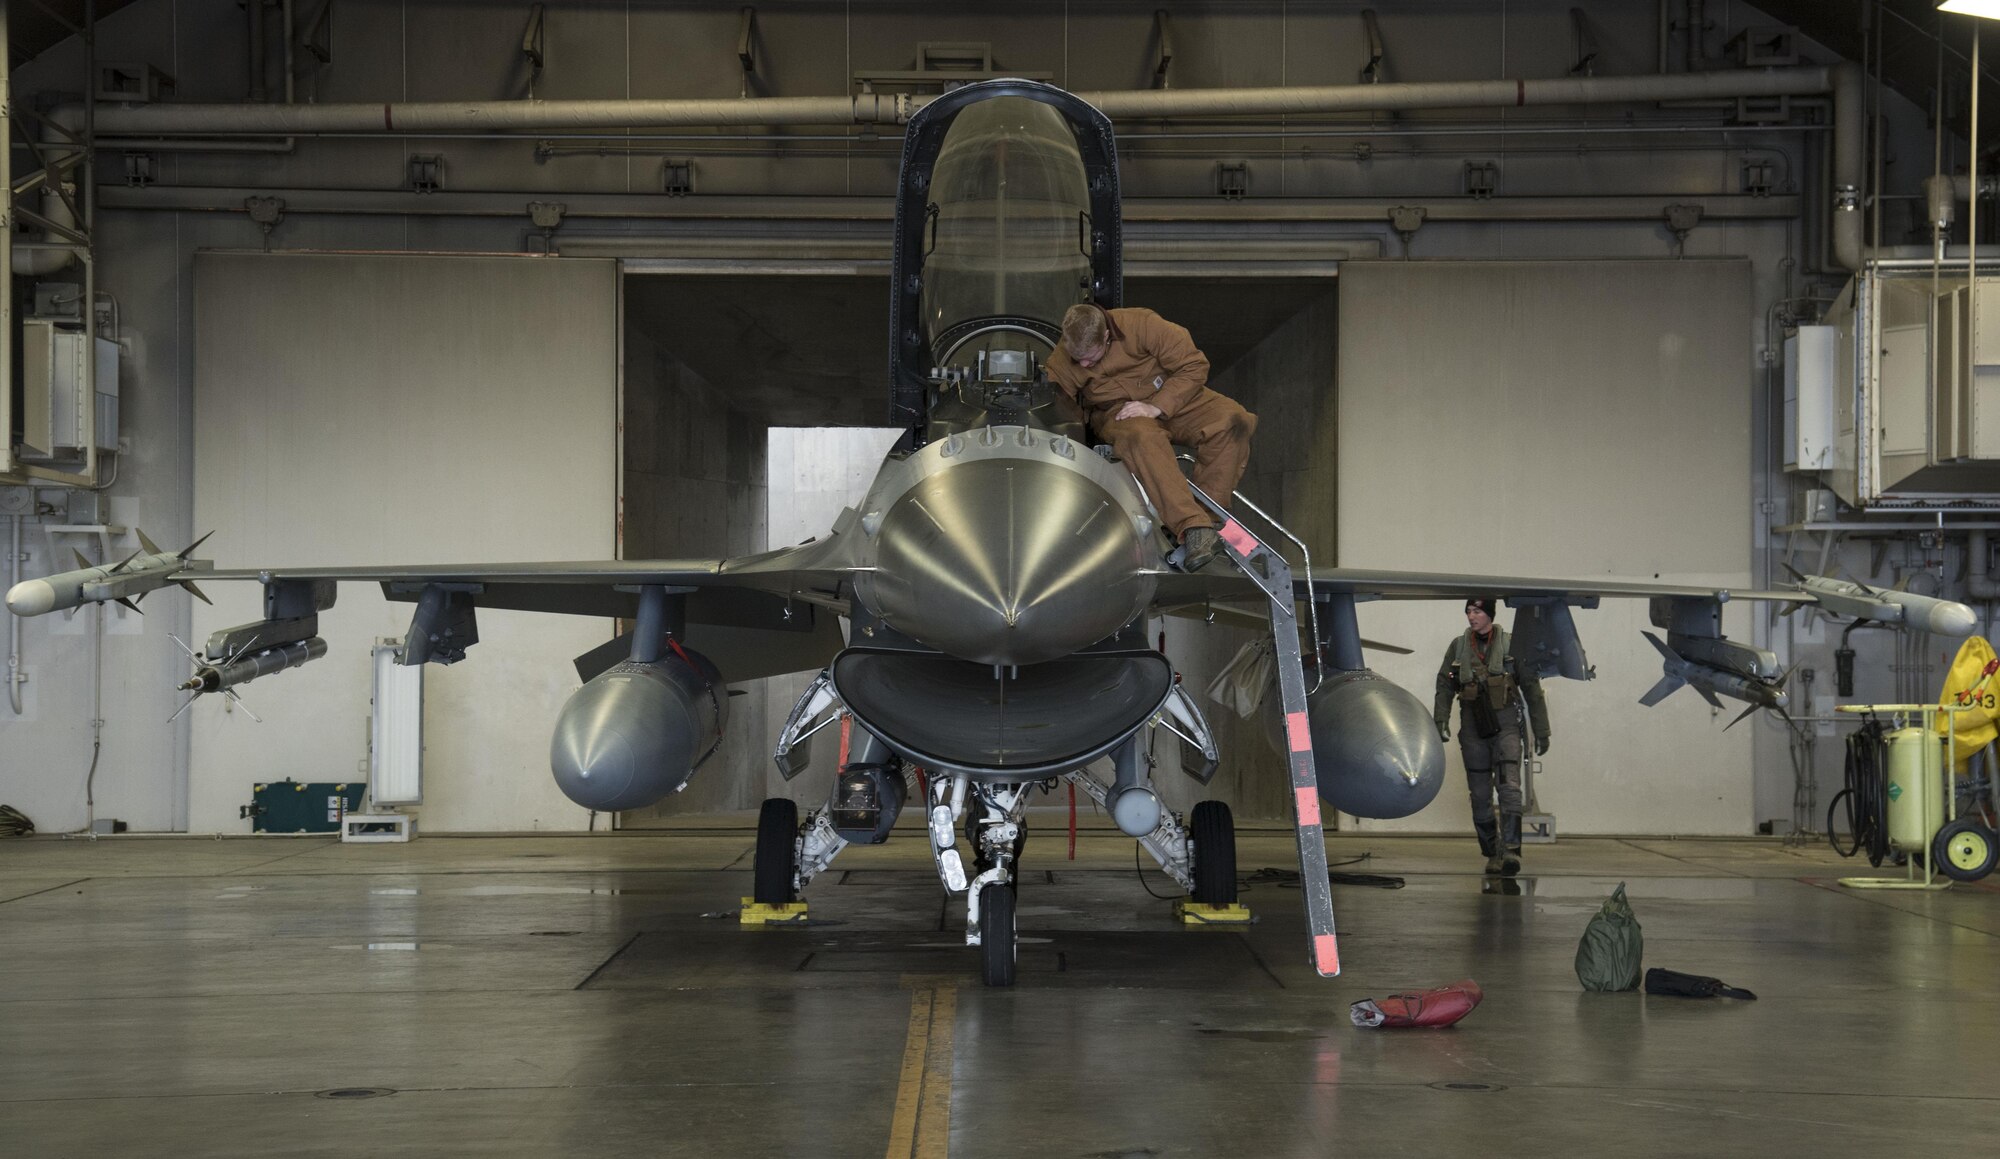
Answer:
[{"left": 1095, "top": 389, "right": 1258, "bottom": 538}]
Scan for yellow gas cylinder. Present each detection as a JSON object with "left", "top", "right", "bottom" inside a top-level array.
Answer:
[{"left": 1884, "top": 727, "right": 1945, "bottom": 854}]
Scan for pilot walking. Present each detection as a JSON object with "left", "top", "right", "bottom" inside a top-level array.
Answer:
[
  {"left": 1433, "top": 598, "right": 1551, "bottom": 876},
  {"left": 1045, "top": 304, "right": 1257, "bottom": 570}
]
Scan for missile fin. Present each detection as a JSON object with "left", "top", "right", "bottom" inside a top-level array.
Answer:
[
  {"left": 135, "top": 528, "right": 162, "bottom": 556},
  {"left": 1641, "top": 631, "right": 1678, "bottom": 662},
  {"left": 167, "top": 695, "right": 199, "bottom": 724},
  {"left": 108, "top": 548, "right": 142, "bottom": 575},
  {"left": 223, "top": 688, "right": 262, "bottom": 723},
  {"left": 1780, "top": 561, "right": 1809, "bottom": 583},
  {"left": 178, "top": 579, "right": 213, "bottom": 606},
  {"left": 1722, "top": 703, "right": 1761, "bottom": 731},
  {"left": 1835, "top": 562, "right": 1882, "bottom": 597},
  {"left": 1638, "top": 673, "right": 1684, "bottom": 707},
  {"left": 72, "top": 548, "right": 92, "bottom": 571},
  {"left": 115, "top": 597, "right": 143, "bottom": 615},
  {"left": 177, "top": 531, "right": 214, "bottom": 561},
  {"left": 1693, "top": 683, "right": 1725, "bottom": 710}
]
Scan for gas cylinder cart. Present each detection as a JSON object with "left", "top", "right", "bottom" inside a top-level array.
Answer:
[{"left": 1834, "top": 703, "right": 1999, "bottom": 889}]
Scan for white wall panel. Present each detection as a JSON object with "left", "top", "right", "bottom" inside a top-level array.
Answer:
[
  {"left": 190, "top": 253, "right": 617, "bottom": 832},
  {"left": 1338, "top": 259, "right": 1754, "bottom": 835}
]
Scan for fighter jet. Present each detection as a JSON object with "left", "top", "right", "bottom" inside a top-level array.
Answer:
[{"left": 7, "top": 80, "right": 1973, "bottom": 986}]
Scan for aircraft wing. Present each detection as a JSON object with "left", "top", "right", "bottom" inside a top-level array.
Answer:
[
  {"left": 191, "top": 526, "right": 867, "bottom": 685},
  {"left": 1149, "top": 565, "right": 1786, "bottom": 609}
]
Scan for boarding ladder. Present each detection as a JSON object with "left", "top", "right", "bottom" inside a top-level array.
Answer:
[{"left": 1180, "top": 480, "right": 1341, "bottom": 978}]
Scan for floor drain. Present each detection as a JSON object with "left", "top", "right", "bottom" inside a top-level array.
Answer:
[
  {"left": 1429, "top": 1081, "right": 1505, "bottom": 1093},
  {"left": 316, "top": 1087, "right": 396, "bottom": 1100}
]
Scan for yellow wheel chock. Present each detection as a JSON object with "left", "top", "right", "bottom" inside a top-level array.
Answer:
[
  {"left": 1175, "top": 900, "right": 1253, "bottom": 925},
  {"left": 739, "top": 898, "right": 810, "bottom": 925}
]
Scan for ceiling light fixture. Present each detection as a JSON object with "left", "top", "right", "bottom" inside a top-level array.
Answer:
[{"left": 1940, "top": 1, "right": 2000, "bottom": 20}]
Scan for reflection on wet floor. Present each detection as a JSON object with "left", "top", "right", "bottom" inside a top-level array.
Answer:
[{"left": 0, "top": 833, "right": 1995, "bottom": 1157}]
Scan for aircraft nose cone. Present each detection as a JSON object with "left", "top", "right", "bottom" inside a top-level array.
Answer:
[
  {"left": 866, "top": 455, "right": 1153, "bottom": 666},
  {"left": 5, "top": 580, "right": 54, "bottom": 617}
]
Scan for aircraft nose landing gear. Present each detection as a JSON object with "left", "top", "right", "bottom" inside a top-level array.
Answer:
[{"left": 930, "top": 777, "right": 1032, "bottom": 986}]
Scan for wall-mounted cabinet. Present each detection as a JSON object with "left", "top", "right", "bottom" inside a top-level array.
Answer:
[{"left": 1813, "top": 270, "right": 2000, "bottom": 507}]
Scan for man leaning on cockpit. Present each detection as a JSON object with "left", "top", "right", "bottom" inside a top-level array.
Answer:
[{"left": 1043, "top": 303, "right": 1258, "bottom": 571}]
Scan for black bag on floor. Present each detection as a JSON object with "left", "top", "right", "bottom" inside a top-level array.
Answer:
[{"left": 1643, "top": 967, "right": 1756, "bottom": 1000}]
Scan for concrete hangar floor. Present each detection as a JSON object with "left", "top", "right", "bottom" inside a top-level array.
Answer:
[{"left": 1, "top": 822, "right": 1996, "bottom": 1157}]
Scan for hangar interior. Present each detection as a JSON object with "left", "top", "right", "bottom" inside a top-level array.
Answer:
[{"left": 2, "top": 2, "right": 1999, "bottom": 1156}]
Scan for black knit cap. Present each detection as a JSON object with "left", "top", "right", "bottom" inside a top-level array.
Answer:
[{"left": 1465, "top": 597, "right": 1497, "bottom": 617}]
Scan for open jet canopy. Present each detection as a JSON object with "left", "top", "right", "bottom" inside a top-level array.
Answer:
[{"left": 887, "top": 80, "right": 1122, "bottom": 448}]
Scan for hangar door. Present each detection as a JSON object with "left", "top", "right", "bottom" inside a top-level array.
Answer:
[
  {"left": 1337, "top": 259, "right": 1754, "bottom": 836},
  {"left": 190, "top": 253, "right": 618, "bottom": 833}
]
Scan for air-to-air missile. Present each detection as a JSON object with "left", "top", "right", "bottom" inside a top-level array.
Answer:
[
  {"left": 178, "top": 637, "right": 328, "bottom": 695},
  {"left": 1640, "top": 631, "right": 1790, "bottom": 729},
  {"left": 4, "top": 530, "right": 212, "bottom": 616},
  {"left": 1782, "top": 569, "right": 1980, "bottom": 636}
]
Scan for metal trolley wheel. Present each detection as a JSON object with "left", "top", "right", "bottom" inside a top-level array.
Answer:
[
  {"left": 1932, "top": 819, "right": 2000, "bottom": 883},
  {"left": 753, "top": 798, "right": 801, "bottom": 904}
]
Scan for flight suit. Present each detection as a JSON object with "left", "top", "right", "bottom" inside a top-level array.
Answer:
[
  {"left": 1045, "top": 308, "right": 1257, "bottom": 538},
  {"left": 1433, "top": 625, "right": 1550, "bottom": 861}
]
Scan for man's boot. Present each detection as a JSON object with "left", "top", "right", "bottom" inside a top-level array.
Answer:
[
  {"left": 1500, "top": 812, "right": 1523, "bottom": 877},
  {"left": 1475, "top": 818, "right": 1502, "bottom": 874},
  {"left": 1180, "top": 525, "right": 1222, "bottom": 571}
]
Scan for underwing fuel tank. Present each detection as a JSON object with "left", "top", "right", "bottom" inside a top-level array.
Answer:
[
  {"left": 549, "top": 648, "right": 726, "bottom": 812},
  {"left": 1265, "top": 669, "right": 1446, "bottom": 820}
]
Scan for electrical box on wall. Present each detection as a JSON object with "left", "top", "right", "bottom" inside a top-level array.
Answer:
[
  {"left": 17, "top": 320, "right": 118, "bottom": 464},
  {"left": 1784, "top": 326, "right": 1835, "bottom": 471}
]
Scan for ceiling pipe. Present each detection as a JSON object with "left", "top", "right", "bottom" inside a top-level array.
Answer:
[
  {"left": 95, "top": 67, "right": 1835, "bottom": 133},
  {"left": 91, "top": 64, "right": 1865, "bottom": 266}
]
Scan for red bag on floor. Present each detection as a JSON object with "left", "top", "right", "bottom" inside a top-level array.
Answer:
[{"left": 1350, "top": 979, "right": 1484, "bottom": 1028}]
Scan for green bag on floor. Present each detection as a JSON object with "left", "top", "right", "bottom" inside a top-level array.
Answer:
[{"left": 1575, "top": 882, "right": 1643, "bottom": 992}]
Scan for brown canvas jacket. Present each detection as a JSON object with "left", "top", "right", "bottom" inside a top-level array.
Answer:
[{"left": 1046, "top": 307, "right": 1212, "bottom": 423}]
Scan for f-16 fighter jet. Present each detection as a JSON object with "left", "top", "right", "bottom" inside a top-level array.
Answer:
[{"left": 9, "top": 80, "right": 1973, "bottom": 985}]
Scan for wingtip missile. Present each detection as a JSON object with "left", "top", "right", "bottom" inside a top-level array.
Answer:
[
  {"left": 7, "top": 534, "right": 217, "bottom": 618},
  {"left": 1787, "top": 573, "right": 1977, "bottom": 637}
]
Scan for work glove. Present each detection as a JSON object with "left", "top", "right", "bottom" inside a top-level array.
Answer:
[
  {"left": 1535, "top": 734, "right": 1550, "bottom": 757},
  {"left": 1436, "top": 720, "right": 1450, "bottom": 743}
]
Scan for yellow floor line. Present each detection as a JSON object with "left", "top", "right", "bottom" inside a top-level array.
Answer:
[{"left": 886, "top": 978, "right": 959, "bottom": 1159}]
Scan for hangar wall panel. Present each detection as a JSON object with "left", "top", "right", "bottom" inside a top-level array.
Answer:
[
  {"left": 190, "top": 253, "right": 617, "bottom": 832},
  {"left": 1337, "top": 259, "right": 1753, "bottom": 835}
]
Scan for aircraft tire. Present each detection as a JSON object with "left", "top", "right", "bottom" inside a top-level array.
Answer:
[
  {"left": 753, "top": 797, "right": 800, "bottom": 904},
  {"left": 1190, "top": 801, "right": 1238, "bottom": 905},
  {"left": 979, "top": 882, "right": 1017, "bottom": 986}
]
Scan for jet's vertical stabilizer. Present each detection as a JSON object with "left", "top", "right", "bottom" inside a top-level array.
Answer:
[{"left": 888, "top": 80, "right": 1122, "bottom": 448}]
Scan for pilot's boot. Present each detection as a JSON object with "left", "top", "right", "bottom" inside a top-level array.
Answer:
[
  {"left": 1500, "top": 812, "right": 1524, "bottom": 877},
  {"left": 1475, "top": 817, "right": 1502, "bottom": 874}
]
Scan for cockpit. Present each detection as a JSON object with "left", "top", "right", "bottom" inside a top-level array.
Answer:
[{"left": 886, "top": 81, "right": 1123, "bottom": 448}]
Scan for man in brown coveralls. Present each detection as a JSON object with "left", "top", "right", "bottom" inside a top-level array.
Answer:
[{"left": 1044, "top": 304, "right": 1257, "bottom": 570}]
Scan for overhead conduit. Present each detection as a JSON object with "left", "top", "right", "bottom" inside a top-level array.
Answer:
[{"left": 90, "top": 62, "right": 1869, "bottom": 267}]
